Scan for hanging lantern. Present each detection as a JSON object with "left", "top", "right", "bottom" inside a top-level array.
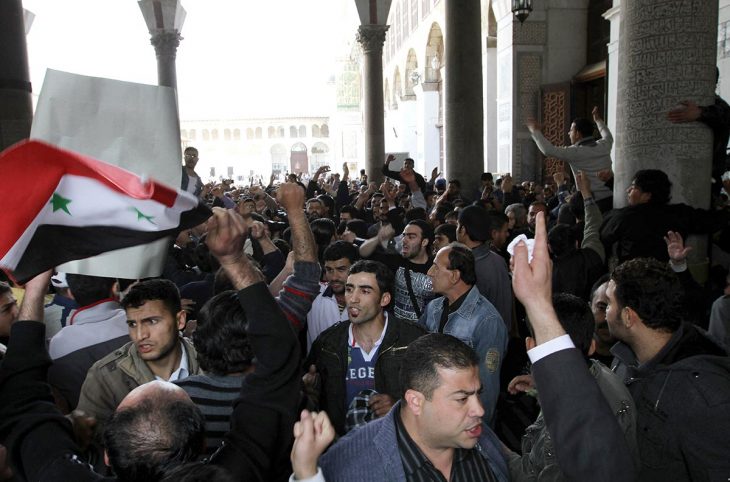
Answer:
[{"left": 512, "top": 0, "right": 532, "bottom": 23}]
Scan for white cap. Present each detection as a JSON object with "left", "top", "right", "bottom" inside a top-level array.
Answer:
[{"left": 51, "top": 272, "right": 68, "bottom": 289}]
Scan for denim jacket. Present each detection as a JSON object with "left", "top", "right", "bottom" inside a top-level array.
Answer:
[{"left": 419, "top": 286, "right": 508, "bottom": 423}]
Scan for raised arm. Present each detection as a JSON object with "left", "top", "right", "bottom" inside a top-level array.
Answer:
[
  {"left": 576, "top": 171, "right": 605, "bottom": 262},
  {"left": 207, "top": 207, "right": 303, "bottom": 481},
  {"left": 512, "top": 212, "right": 636, "bottom": 482}
]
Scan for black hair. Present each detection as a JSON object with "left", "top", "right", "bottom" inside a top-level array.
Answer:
[
  {"left": 487, "top": 212, "right": 509, "bottom": 237},
  {"left": 611, "top": 258, "right": 682, "bottom": 333},
  {"left": 632, "top": 169, "right": 672, "bottom": 205},
  {"left": 572, "top": 117, "right": 594, "bottom": 138},
  {"left": 446, "top": 243, "right": 477, "bottom": 286},
  {"left": 340, "top": 205, "right": 359, "bottom": 218},
  {"left": 348, "top": 259, "right": 394, "bottom": 298},
  {"left": 548, "top": 224, "right": 580, "bottom": 258},
  {"left": 311, "top": 219, "right": 337, "bottom": 263},
  {"left": 324, "top": 240, "right": 360, "bottom": 264},
  {"left": 184, "top": 146, "right": 198, "bottom": 155},
  {"left": 432, "top": 204, "right": 453, "bottom": 223},
  {"left": 104, "top": 398, "right": 205, "bottom": 481},
  {"left": 121, "top": 279, "right": 181, "bottom": 318},
  {"left": 399, "top": 334, "right": 478, "bottom": 399},
  {"left": 458, "top": 205, "right": 490, "bottom": 242},
  {"left": 317, "top": 194, "right": 335, "bottom": 215},
  {"left": 434, "top": 223, "right": 457, "bottom": 243},
  {"left": 448, "top": 179, "right": 461, "bottom": 189},
  {"left": 481, "top": 172, "right": 493, "bottom": 182},
  {"left": 67, "top": 274, "right": 117, "bottom": 308},
  {"left": 406, "top": 219, "right": 435, "bottom": 248},
  {"left": 193, "top": 291, "right": 253, "bottom": 375},
  {"left": 405, "top": 207, "right": 428, "bottom": 222},
  {"left": 551, "top": 293, "right": 595, "bottom": 355},
  {"left": 160, "top": 463, "right": 236, "bottom": 482},
  {"left": 345, "top": 219, "right": 369, "bottom": 239}
]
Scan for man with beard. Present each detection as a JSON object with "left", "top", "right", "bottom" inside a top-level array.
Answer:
[
  {"left": 359, "top": 219, "right": 436, "bottom": 321},
  {"left": 304, "top": 260, "right": 427, "bottom": 436},
  {"left": 181, "top": 146, "right": 204, "bottom": 197},
  {"left": 589, "top": 275, "right": 615, "bottom": 366},
  {"left": 305, "top": 241, "right": 359, "bottom": 354},
  {"left": 608, "top": 258, "right": 730, "bottom": 481}
]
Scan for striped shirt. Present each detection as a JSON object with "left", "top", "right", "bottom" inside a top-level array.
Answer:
[
  {"left": 394, "top": 406, "right": 497, "bottom": 482},
  {"left": 175, "top": 374, "right": 244, "bottom": 455}
]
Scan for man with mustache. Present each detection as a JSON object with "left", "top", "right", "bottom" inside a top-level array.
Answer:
[{"left": 305, "top": 241, "right": 359, "bottom": 354}]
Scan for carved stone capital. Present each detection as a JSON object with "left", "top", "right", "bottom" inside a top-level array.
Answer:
[
  {"left": 356, "top": 24, "right": 389, "bottom": 54},
  {"left": 150, "top": 31, "right": 182, "bottom": 58}
]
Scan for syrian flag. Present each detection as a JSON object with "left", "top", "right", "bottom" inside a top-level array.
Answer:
[{"left": 0, "top": 140, "right": 212, "bottom": 284}]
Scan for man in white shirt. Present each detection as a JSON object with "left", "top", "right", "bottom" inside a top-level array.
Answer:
[{"left": 305, "top": 241, "right": 358, "bottom": 353}]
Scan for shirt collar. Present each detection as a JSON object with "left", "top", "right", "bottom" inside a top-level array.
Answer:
[
  {"left": 157, "top": 341, "right": 189, "bottom": 382},
  {"left": 348, "top": 313, "right": 388, "bottom": 351}
]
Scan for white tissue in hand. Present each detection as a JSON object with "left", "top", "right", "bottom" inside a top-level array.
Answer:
[{"left": 507, "top": 234, "right": 535, "bottom": 263}]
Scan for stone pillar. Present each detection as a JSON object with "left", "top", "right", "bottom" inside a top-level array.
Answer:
[
  {"left": 615, "top": 0, "right": 718, "bottom": 273},
  {"left": 615, "top": 0, "right": 718, "bottom": 209},
  {"left": 150, "top": 31, "right": 182, "bottom": 89},
  {"left": 415, "top": 81, "right": 441, "bottom": 177},
  {"left": 444, "top": 0, "right": 484, "bottom": 197},
  {"left": 357, "top": 24, "right": 389, "bottom": 184},
  {"left": 0, "top": 0, "right": 33, "bottom": 151}
]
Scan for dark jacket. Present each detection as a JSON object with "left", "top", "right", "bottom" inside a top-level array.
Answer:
[
  {"left": 381, "top": 164, "right": 426, "bottom": 192},
  {"left": 305, "top": 315, "right": 427, "bottom": 435},
  {"left": 612, "top": 323, "right": 730, "bottom": 481},
  {"left": 600, "top": 202, "right": 728, "bottom": 264},
  {"left": 0, "top": 282, "right": 302, "bottom": 482},
  {"left": 181, "top": 166, "right": 204, "bottom": 197}
]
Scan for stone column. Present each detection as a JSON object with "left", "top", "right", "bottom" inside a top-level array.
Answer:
[
  {"left": 615, "top": 0, "right": 718, "bottom": 209},
  {"left": 614, "top": 0, "right": 718, "bottom": 274},
  {"left": 0, "top": 0, "right": 33, "bottom": 151},
  {"left": 357, "top": 24, "right": 388, "bottom": 184},
  {"left": 151, "top": 31, "right": 182, "bottom": 89},
  {"left": 444, "top": 0, "right": 484, "bottom": 197}
]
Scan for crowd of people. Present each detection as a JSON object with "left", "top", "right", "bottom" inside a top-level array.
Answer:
[{"left": 1, "top": 101, "right": 730, "bottom": 482}]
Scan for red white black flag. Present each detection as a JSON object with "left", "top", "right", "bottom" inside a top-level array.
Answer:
[{"left": 0, "top": 140, "right": 212, "bottom": 283}]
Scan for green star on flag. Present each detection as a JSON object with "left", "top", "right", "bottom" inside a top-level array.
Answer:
[
  {"left": 132, "top": 207, "right": 156, "bottom": 225},
  {"left": 50, "top": 193, "right": 72, "bottom": 215}
]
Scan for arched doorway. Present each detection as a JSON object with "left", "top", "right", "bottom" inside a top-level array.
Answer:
[{"left": 290, "top": 142, "right": 308, "bottom": 174}]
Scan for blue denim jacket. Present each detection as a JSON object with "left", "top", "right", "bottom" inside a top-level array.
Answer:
[{"left": 419, "top": 286, "right": 507, "bottom": 423}]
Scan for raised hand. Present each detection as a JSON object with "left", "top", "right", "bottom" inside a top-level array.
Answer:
[
  {"left": 592, "top": 106, "right": 603, "bottom": 123},
  {"left": 276, "top": 182, "right": 306, "bottom": 212},
  {"left": 511, "top": 212, "right": 565, "bottom": 344},
  {"left": 291, "top": 410, "right": 335, "bottom": 480},
  {"left": 664, "top": 231, "right": 692, "bottom": 264}
]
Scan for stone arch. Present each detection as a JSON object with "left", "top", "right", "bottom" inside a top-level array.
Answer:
[
  {"left": 268, "top": 126, "right": 276, "bottom": 138},
  {"left": 299, "top": 125, "right": 306, "bottom": 137},
  {"left": 393, "top": 67, "right": 402, "bottom": 109},
  {"left": 290, "top": 142, "right": 308, "bottom": 174},
  {"left": 312, "top": 124, "right": 321, "bottom": 137},
  {"left": 246, "top": 128, "right": 254, "bottom": 140},
  {"left": 224, "top": 128, "right": 231, "bottom": 141},
  {"left": 320, "top": 124, "right": 329, "bottom": 137},
  {"left": 233, "top": 128, "right": 241, "bottom": 140},
  {"left": 425, "top": 22, "right": 444, "bottom": 82},
  {"left": 290, "top": 126, "right": 298, "bottom": 138},
  {"left": 405, "top": 48, "right": 418, "bottom": 98},
  {"left": 310, "top": 142, "right": 330, "bottom": 172},
  {"left": 255, "top": 127, "right": 263, "bottom": 139},
  {"left": 271, "top": 143, "right": 288, "bottom": 174}
]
